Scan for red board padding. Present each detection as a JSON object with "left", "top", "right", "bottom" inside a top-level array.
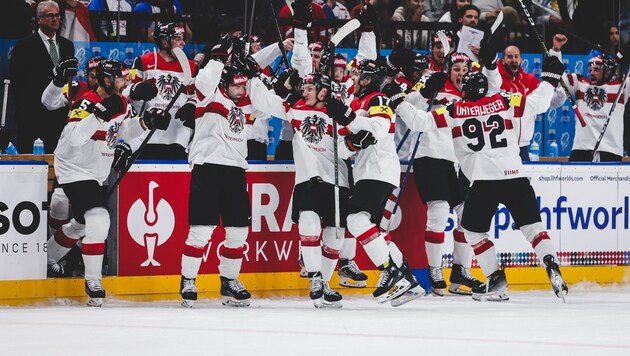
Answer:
[{"left": 118, "top": 167, "right": 428, "bottom": 276}]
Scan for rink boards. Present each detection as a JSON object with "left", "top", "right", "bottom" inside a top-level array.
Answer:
[{"left": 1, "top": 161, "right": 630, "bottom": 304}]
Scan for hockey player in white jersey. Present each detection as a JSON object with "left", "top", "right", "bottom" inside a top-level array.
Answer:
[
  {"left": 325, "top": 59, "right": 422, "bottom": 305},
  {"left": 249, "top": 71, "right": 372, "bottom": 307},
  {"left": 129, "top": 22, "right": 197, "bottom": 160},
  {"left": 178, "top": 39, "right": 267, "bottom": 308},
  {"left": 550, "top": 39, "right": 630, "bottom": 161},
  {"left": 46, "top": 60, "right": 162, "bottom": 306},
  {"left": 394, "top": 57, "right": 569, "bottom": 301}
]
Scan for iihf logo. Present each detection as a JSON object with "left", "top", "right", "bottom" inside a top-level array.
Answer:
[
  {"left": 547, "top": 108, "right": 557, "bottom": 126},
  {"left": 300, "top": 115, "right": 327, "bottom": 144},
  {"left": 127, "top": 181, "right": 175, "bottom": 267},
  {"left": 521, "top": 59, "right": 529, "bottom": 72},
  {"left": 108, "top": 48, "right": 120, "bottom": 60}
]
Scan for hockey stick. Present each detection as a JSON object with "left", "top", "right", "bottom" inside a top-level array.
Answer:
[
  {"left": 330, "top": 19, "right": 360, "bottom": 47},
  {"left": 330, "top": 42, "right": 341, "bottom": 239},
  {"left": 268, "top": 0, "right": 291, "bottom": 74},
  {"left": 516, "top": 0, "right": 587, "bottom": 127},
  {"left": 1, "top": 79, "right": 9, "bottom": 128},
  {"left": 107, "top": 47, "right": 192, "bottom": 198},
  {"left": 591, "top": 68, "right": 629, "bottom": 161},
  {"left": 386, "top": 31, "right": 451, "bottom": 235}
]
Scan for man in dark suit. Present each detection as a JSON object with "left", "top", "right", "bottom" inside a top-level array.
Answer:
[{"left": 8, "top": 0, "right": 75, "bottom": 154}]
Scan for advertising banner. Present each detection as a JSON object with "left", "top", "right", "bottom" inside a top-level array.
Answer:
[{"left": 0, "top": 162, "right": 48, "bottom": 280}]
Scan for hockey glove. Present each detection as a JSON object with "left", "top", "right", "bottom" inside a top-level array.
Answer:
[
  {"left": 241, "top": 55, "right": 261, "bottom": 78},
  {"left": 358, "top": 3, "right": 378, "bottom": 32},
  {"left": 291, "top": 0, "right": 313, "bottom": 30},
  {"left": 52, "top": 57, "right": 78, "bottom": 87},
  {"left": 541, "top": 56, "right": 564, "bottom": 87},
  {"left": 326, "top": 97, "right": 356, "bottom": 126},
  {"left": 94, "top": 95, "right": 125, "bottom": 122},
  {"left": 420, "top": 72, "right": 448, "bottom": 99},
  {"left": 129, "top": 81, "right": 158, "bottom": 101},
  {"left": 386, "top": 47, "right": 414, "bottom": 76},
  {"left": 143, "top": 107, "right": 171, "bottom": 131},
  {"left": 209, "top": 35, "right": 236, "bottom": 64},
  {"left": 175, "top": 102, "right": 196, "bottom": 130},
  {"left": 273, "top": 68, "right": 297, "bottom": 98},
  {"left": 111, "top": 142, "right": 132, "bottom": 172},
  {"left": 382, "top": 82, "right": 405, "bottom": 111},
  {"left": 345, "top": 130, "right": 376, "bottom": 151},
  {"left": 479, "top": 31, "right": 497, "bottom": 70}
]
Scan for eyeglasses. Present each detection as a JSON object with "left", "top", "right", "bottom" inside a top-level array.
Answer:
[{"left": 40, "top": 13, "right": 61, "bottom": 19}]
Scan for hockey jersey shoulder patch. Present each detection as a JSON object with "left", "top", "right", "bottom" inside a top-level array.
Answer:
[{"left": 68, "top": 97, "right": 97, "bottom": 122}]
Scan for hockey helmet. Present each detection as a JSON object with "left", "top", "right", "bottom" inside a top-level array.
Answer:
[
  {"left": 402, "top": 53, "right": 429, "bottom": 79},
  {"left": 446, "top": 52, "right": 472, "bottom": 73},
  {"left": 153, "top": 22, "right": 185, "bottom": 45},
  {"left": 221, "top": 65, "right": 249, "bottom": 87},
  {"left": 96, "top": 60, "right": 129, "bottom": 86},
  {"left": 309, "top": 41, "right": 324, "bottom": 54},
  {"left": 302, "top": 72, "right": 331, "bottom": 92},
  {"left": 460, "top": 71, "right": 488, "bottom": 101},
  {"left": 87, "top": 56, "right": 105, "bottom": 71},
  {"left": 588, "top": 55, "right": 616, "bottom": 81},
  {"left": 429, "top": 30, "right": 453, "bottom": 50}
]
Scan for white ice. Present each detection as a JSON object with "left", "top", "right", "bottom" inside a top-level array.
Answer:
[{"left": 1, "top": 284, "right": 629, "bottom": 356}]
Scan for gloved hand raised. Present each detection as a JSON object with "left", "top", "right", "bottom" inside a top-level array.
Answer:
[
  {"left": 382, "top": 82, "right": 405, "bottom": 111},
  {"left": 94, "top": 95, "right": 125, "bottom": 122},
  {"left": 386, "top": 47, "right": 414, "bottom": 76},
  {"left": 52, "top": 58, "right": 78, "bottom": 87},
  {"left": 142, "top": 107, "right": 171, "bottom": 131},
  {"left": 129, "top": 81, "right": 158, "bottom": 101},
  {"left": 326, "top": 97, "right": 356, "bottom": 126},
  {"left": 541, "top": 56, "right": 564, "bottom": 87},
  {"left": 291, "top": 0, "right": 313, "bottom": 30},
  {"left": 358, "top": 3, "right": 378, "bottom": 32},
  {"left": 111, "top": 142, "right": 132, "bottom": 172},
  {"left": 175, "top": 102, "right": 196, "bottom": 130},
  {"left": 345, "top": 130, "right": 376, "bottom": 151},
  {"left": 419, "top": 72, "right": 448, "bottom": 98},
  {"left": 479, "top": 31, "right": 497, "bottom": 70}
]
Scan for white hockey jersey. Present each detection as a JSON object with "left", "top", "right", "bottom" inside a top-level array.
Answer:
[
  {"left": 130, "top": 50, "right": 196, "bottom": 148},
  {"left": 396, "top": 82, "right": 555, "bottom": 182},
  {"left": 190, "top": 61, "right": 257, "bottom": 169},
  {"left": 54, "top": 90, "right": 145, "bottom": 185}
]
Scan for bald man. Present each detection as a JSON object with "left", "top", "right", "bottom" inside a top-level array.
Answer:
[{"left": 498, "top": 44, "right": 564, "bottom": 160}]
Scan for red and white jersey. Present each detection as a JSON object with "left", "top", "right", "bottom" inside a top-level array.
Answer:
[
  {"left": 42, "top": 80, "right": 89, "bottom": 111},
  {"left": 130, "top": 50, "right": 196, "bottom": 148},
  {"left": 427, "top": 56, "right": 444, "bottom": 73},
  {"left": 190, "top": 61, "right": 255, "bottom": 169},
  {"left": 55, "top": 90, "right": 144, "bottom": 185},
  {"left": 561, "top": 74, "right": 630, "bottom": 156},
  {"left": 331, "top": 75, "right": 353, "bottom": 104},
  {"left": 248, "top": 78, "right": 350, "bottom": 187},
  {"left": 346, "top": 92, "right": 400, "bottom": 187},
  {"left": 397, "top": 82, "right": 555, "bottom": 182}
]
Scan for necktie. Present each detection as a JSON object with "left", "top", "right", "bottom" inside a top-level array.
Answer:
[{"left": 48, "top": 39, "right": 59, "bottom": 65}]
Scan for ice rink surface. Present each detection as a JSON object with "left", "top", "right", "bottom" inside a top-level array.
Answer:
[{"left": 1, "top": 284, "right": 629, "bottom": 356}]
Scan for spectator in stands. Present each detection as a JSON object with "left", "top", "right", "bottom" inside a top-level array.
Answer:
[
  {"left": 472, "top": 0, "right": 520, "bottom": 28},
  {"left": 59, "top": 0, "right": 97, "bottom": 42},
  {"left": 316, "top": 0, "right": 351, "bottom": 20},
  {"left": 350, "top": 0, "right": 389, "bottom": 22},
  {"left": 133, "top": 0, "right": 191, "bottom": 42},
  {"left": 1, "top": 0, "right": 33, "bottom": 39},
  {"left": 279, "top": 0, "right": 327, "bottom": 40},
  {"left": 8, "top": 0, "right": 75, "bottom": 154},
  {"left": 87, "top": 0, "right": 133, "bottom": 42},
  {"left": 392, "top": 0, "right": 430, "bottom": 49},
  {"left": 439, "top": 0, "right": 471, "bottom": 23},
  {"left": 605, "top": 22, "right": 621, "bottom": 54}
]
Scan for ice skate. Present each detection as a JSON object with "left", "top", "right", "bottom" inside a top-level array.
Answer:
[
  {"left": 298, "top": 255, "right": 308, "bottom": 278},
  {"left": 543, "top": 255, "right": 568, "bottom": 302},
  {"left": 180, "top": 276, "right": 197, "bottom": 308},
  {"left": 47, "top": 260, "right": 65, "bottom": 278},
  {"left": 85, "top": 279, "right": 105, "bottom": 307},
  {"left": 309, "top": 272, "right": 325, "bottom": 306},
  {"left": 472, "top": 269, "right": 509, "bottom": 302},
  {"left": 317, "top": 282, "right": 342, "bottom": 309},
  {"left": 220, "top": 277, "right": 251, "bottom": 307},
  {"left": 338, "top": 258, "right": 367, "bottom": 288},
  {"left": 391, "top": 260, "right": 425, "bottom": 307},
  {"left": 373, "top": 260, "right": 408, "bottom": 303},
  {"left": 449, "top": 264, "right": 483, "bottom": 295},
  {"left": 429, "top": 266, "right": 446, "bottom": 296}
]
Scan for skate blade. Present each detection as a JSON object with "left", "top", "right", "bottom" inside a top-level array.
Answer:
[
  {"left": 87, "top": 298, "right": 103, "bottom": 307},
  {"left": 222, "top": 296, "right": 251, "bottom": 307},
  {"left": 431, "top": 288, "right": 445, "bottom": 297},
  {"left": 314, "top": 299, "right": 342, "bottom": 309},
  {"left": 550, "top": 273, "right": 568, "bottom": 303},
  {"left": 391, "top": 286, "right": 424, "bottom": 307},
  {"left": 448, "top": 284, "right": 473, "bottom": 296},
  {"left": 299, "top": 269, "right": 308, "bottom": 278},
  {"left": 375, "top": 279, "right": 411, "bottom": 304},
  {"left": 472, "top": 290, "right": 509, "bottom": 302},
  {"left": 339, "top": 277, "right": 367, "bottom": 288},
  {"left": 181, "top": 299, "right": 194, "bottom": 308}
]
